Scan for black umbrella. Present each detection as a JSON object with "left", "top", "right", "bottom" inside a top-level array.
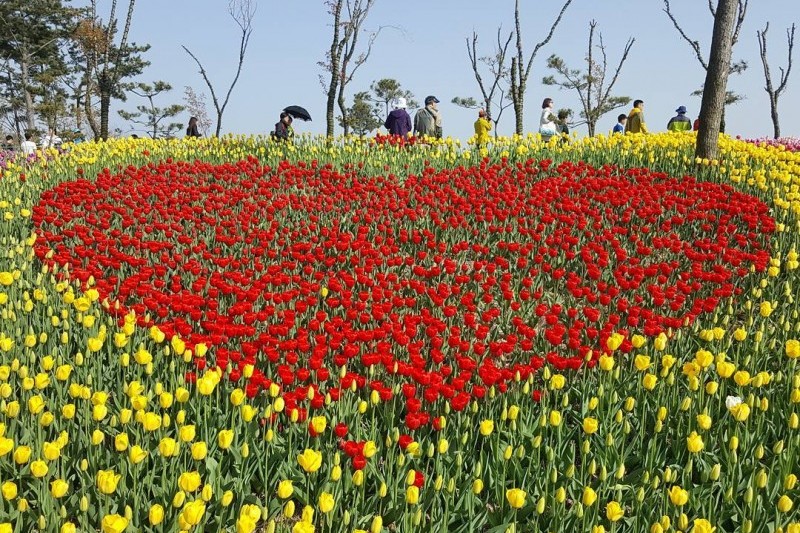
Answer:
[{"left": 283, "top": 105, "right": 312, "bottom": 121}]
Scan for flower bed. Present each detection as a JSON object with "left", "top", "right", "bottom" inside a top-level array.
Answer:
[{"left": 0, "top": 134, "right": 799, "bottom": 532}]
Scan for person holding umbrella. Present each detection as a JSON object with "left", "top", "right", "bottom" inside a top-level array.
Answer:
[
  {"left": 273, "top": 106, "right": 312, "bottom": 142},
  {"left": 273, "top": 112, "right": 294, "bottom": 141}
]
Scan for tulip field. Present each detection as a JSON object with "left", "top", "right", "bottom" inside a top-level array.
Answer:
[{"left": 1, "top": 132, "right": 800, "bottom": 533}]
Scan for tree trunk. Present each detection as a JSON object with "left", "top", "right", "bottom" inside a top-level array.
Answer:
[
  {"left": 696, "top": 0, "right": 737, "bottom": 160},
  {"left": 338, "top": 82, "right": 349, "bottom": 136},
  {"left": 85, "top": 86, "right": 99, "bottom": 140},
  {"left": 588, "top": 120, "right": 595, "bottom": 137},
  {"left": 20, "top": 52, "right": 36, "bottom": 132},
  {"left": 769, "top": 96, "right": 780, "bottom": 139},
  {"left": 100, "top": 90, "right": 111, "bottom": 140},
  {"left": 215, "top": 112, "right": 223, "bottom": 137},
  {"left": 511, "top": 57, "right": 524, "bottom": 135}
]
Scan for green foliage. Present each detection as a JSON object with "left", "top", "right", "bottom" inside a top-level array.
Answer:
[
  {"left": 117, "top": 81, "right": 185, "bottom": 139},
  {"left": 370, "top": 79, "right": 418, "bottom": 119},
  {"left": 338, "top": 91, "right": 381, "bottom": 135}
]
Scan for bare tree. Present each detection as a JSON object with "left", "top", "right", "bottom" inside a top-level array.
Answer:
[
  {"left": 696, "top": 0, "right": 738, "bottom": 159},
  {"left": 663, "top": 0, "right": 749, "bottom": 131},
  {"left": 757, "top": 22, "right": 796, "bottom": 139},
  {"left": 320, "top": 0, "right": 378, "bottom": 137},
  {"left": 509, "top": 0, "right": 573, "bottom": 135},
  {"left": 183, "top": 0, "right": 255, "bottom": 137},
  {"left": 183, "top": 86, "right": 212, "bottom": 135},
  {"left": 453, "top": 29, "right": 514, "bottom": 137},
  {"left": 542, "top": 21, "right": 634, "bottom": 136}
]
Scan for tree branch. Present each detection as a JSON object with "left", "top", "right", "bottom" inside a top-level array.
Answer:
[
  {"left": 523, "top": 0, "right": 574, "bottom": 83},
  {"left": 663, "top": 0, "right": 709, "bottom": 70}
]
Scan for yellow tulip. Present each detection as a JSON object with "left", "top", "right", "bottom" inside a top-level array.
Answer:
[
  {"left": 181, "top": 500, "right": 206, "bottom": 526},
  {"left": 506, "top": 488, "right": 526, "bottom": 509},
  {"left": 96, "top": 469, "right": 121, "bottom": 494},
  {"left": 319, "top": 491, "right": 335, "bottom": 513},
  {"left": 297, "top": 449, "right": 322, "bottom": 473},
  {"left": 691, "top": 518, "right": 716, "bottom": 533},
  {"left": 159, "top": 437, "right": 179, "bottom": 457},
  {"left": 31, "top": 460, "right": 49, "bottom": 478},
  {"left": 668, "top": 485, "right": 688, "bottom": 506},
  {"left": 606, "top": 501, "right": 624, "bottom": 521},
  {"left": 50, "top": 479, "right": 69, "bottom": 498},
  {"left": 178, "top": 471, "right": 202, "bottom": 492},
  {"left": 779, "top": 495, "right": 794, "bottom": 513},
  {"left": 1, "top": 481, "right": 17, "bottom": 500},
  {"left": 149, "top": 504, "right": 165, "bottom": 525},
  {"left": 179, "top": 425, "right": 196, "bottom": 442},
  {"left": 10, "top": 443, "right": 28, "bottom": 462},
  {"left": 687, "top": 431, "right": 704, "bottom": 453},
  {"left": 479, "top": 419, "right": 494, "bottom": 436},
  {"left": 406, "top": 486, "right": 419, "bottom": 505},
  {"left": 129, "top": 445, "right": 148, "bottom": 464},
  {"left": 277, "top": 480, "right": 294, "bottom": 499},
  {"left": 582, "top": 486, "right": 597, "bottom": 506},
  {"left": 100, "top": 514, "right": 128, "bottom": 533},
  {"left": 787, "top": 340, "right": 800, "bottom": 358},
  {"left": 218, "top": 429, "right": 234, "bottom": 449}
]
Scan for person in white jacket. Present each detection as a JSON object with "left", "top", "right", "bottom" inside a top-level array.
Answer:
[{"left": 20, "top": 132, "right": 37, "bottom": 156}]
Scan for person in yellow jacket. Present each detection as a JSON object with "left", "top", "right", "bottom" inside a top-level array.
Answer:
[
  {"left": 625, "top": 99, "right": 648, "bottom": 134},
  {"left": 474, "top": 109, "right": 492, "bottom": 146}
]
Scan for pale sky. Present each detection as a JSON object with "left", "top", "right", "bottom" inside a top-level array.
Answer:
[{"left": 86, "top": 0, "right": 800, "bottom": 139}]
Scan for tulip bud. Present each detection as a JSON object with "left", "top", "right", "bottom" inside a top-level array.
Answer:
[{"left": 710, "top": 463, "right": 721, "bottom": 481}]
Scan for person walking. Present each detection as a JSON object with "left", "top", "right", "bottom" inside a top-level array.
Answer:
[
  {"left": 474, "top": 109, "right": 492, "bottom": 146},
  {"left": 384, "top": 98, "right": 412, "bottom": 137},
  {"left": 414, "top": 96, "right": 442, "bottom": 139},
  {"left": 667, "top": 106, "right": 692, "bottom": 132},
  {"left": 539, "top": 98, "right": 558, "bottom": 142},
  {"left": 625, "top": 100, "right": 648, "bottom": 134},
  {"left": 273, "top": 112, "right": 294, "bottom": 142},
  {"left": 186, "top": 116, "right": 202, "bottom": 138},
  {"left": 613, "top": 114, "right": 627, "bottom": 134}
]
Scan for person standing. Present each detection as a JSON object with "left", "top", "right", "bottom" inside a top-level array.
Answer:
[
  {"left": 556, "top": 109, "right": 570, "bottom": 140},
  {"left": 384, "top": 98, "right": 412, "bottom": 137},
  {"left": 613, "top": 114, "right": 627, "bottom": 134},
  {"left": 539, "top": 98, "right": 558, "bottom": 142},
  {"left": 667, "top": 106, "right": 692, "bottom": 132},
  {"left": 3, "top": 135, "right": 15, "bottom": 152},
  {"left": 20, "top": 132, "right": 37, "bottom": 156},
  {"left": 41, "top": 128, "right": 62, "bottom": 149},
  {"left": 625, "top": 100, "right": 648, "bottom": 134},
  {"left": 273, "top": 112, "right": 294, "bottom": 142},
  {"left": 414, "top": 96, "right": 441, "bottom": 139},
  {"left": 186, "top": 117, "right": 202, "bottom": 138},
  {"left": 474, "top": 109, "right": 492, "bottom": 146}
]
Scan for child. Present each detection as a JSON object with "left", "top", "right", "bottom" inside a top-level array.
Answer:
[{"left": 613, "top": 114, "right": 627, "bottom": 134}]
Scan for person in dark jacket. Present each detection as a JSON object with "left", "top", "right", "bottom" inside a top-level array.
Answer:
[
  {"left": 273, "top": 112, "right": 294, "bottom": 141},
  {"left": 186, "top": 116, "right": 202, "bottom": 137},
  {"left": 384, "top": 98, "right": 412, "bottom": 137}
]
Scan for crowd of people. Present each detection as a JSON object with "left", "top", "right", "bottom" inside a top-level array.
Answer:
[
  {"left": 370, "top": 95, "right": 702, "bottom": 144},
  {"left": 2, "top": 128, "right": 83, "bottom": 156},
  {"left": 2, "top": 100, "right": 703, "bottom": 155}
]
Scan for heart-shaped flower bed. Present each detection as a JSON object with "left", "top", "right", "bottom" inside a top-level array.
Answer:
[{"left": 32, "top": 157, "right": 774, "bottom": 427}]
